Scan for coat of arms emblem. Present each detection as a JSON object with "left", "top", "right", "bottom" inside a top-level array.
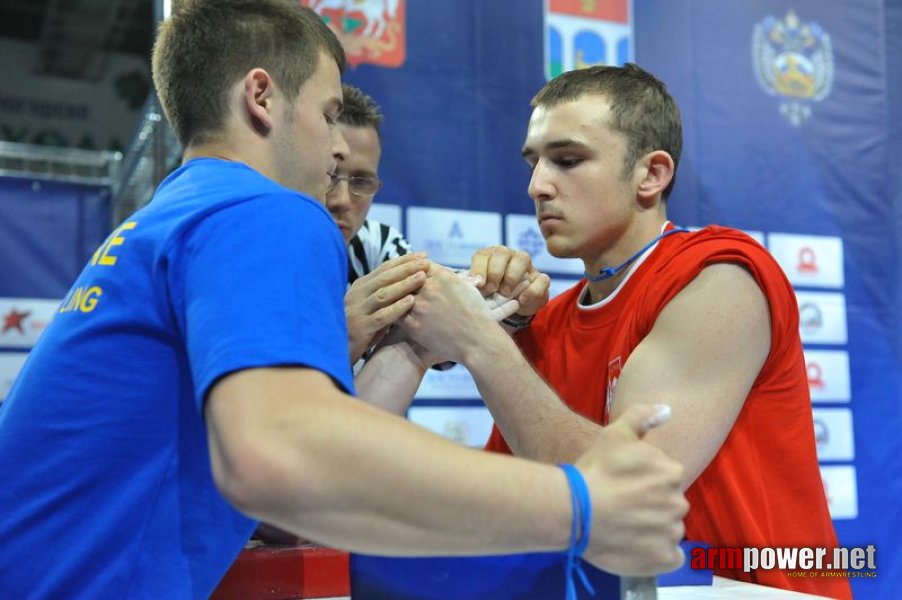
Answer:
[
  {"left": 304, "top": 0, "right": 405, "bottom": 68},
  {"left": 544, "top": 0, "right": 633, "bottom": 80},
  {"left": 752, "top": 9, "right": 833, "bottom": 126}
]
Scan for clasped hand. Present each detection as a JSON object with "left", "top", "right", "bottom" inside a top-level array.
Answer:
[
  {"left": 398, "top": 260, "right": 538, "bottom": 365},
  {"left": 350, "top": 246, "right": 551, "bottom": 366}
]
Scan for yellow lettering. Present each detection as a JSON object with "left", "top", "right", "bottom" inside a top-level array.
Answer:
[
  {"left": 79, "top": 287, "right": 102, "bottom": 312},
  {"left": 64, "top": 288, "right": 84, "bottom": 313},
  {"left": 91, "top": 228, "right": 117, "bottom": 265},
  {"left": 58, "top": 286, "right": 103, "bottom": 314},
  {"left": 98, "top": 221, "right": 138, "bottom": 266}
]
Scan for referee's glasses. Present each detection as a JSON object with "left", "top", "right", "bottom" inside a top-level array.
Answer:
[{"left": 327, "top": 174, "right": 383, "bottom": 198}]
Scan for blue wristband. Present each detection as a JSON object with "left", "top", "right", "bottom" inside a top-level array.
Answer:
[{"left": 560, "top": 464, "right": 596, "bottom": 599}]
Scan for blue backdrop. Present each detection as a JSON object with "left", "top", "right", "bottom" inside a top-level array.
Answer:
[
  {"left": 0, "top": 178, "right": 110, "bottom": 297},
  {"left": 636, "top": 3, "right": 901, "bottom": 596}
]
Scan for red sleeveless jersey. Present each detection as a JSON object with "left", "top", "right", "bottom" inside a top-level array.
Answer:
[{"left": 486, "top": 225, "right": 850, "bottom": 599}]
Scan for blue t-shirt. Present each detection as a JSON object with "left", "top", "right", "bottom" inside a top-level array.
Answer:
[{"left": 0, "top": 158, "right": 354, "bottom": 599}]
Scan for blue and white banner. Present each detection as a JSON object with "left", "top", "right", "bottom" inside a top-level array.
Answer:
[
  {"left": 768, "top": 233, "right": 845, "bottom": 289},
  {"left": 406, "top": 207, "right": 501, "bottom": 268},
  {"left": 368, "top": 202, "right": 404, "bottom": 233},
  {"left": 504, "top": 214, "right": 583, "bottom": 275},
  {"left": 0, "top": 352, "right": 28, "bottom": 401},
  {"left": 804, "top": 349, "right": 851, "bottom": 403}
]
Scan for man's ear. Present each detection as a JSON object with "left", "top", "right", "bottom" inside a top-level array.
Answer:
[
  {"left": 243, "top": 68, "right": 276, "bottom": 134},
  {"left": 635, "top": 150, "right": 674, "bottom": 205}
]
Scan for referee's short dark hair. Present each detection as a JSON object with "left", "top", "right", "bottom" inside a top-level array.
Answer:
[{"left": 339, "top": 84, "right": 383, "bottom": 135}]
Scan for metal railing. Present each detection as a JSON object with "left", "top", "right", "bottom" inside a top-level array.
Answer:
[
  {"left": 110, "top": 93, "right": 182, "bottom": 225},
  {"left": 0, "top": 92, "right": 183, "bottom": 229},
  {"left": 0, "top": 141, "right": 121, "bottom": 187}
]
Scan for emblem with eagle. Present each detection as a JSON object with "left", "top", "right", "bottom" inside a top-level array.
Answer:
[{"left": 752, "top": 10, "right": 833, "bottom": 126}]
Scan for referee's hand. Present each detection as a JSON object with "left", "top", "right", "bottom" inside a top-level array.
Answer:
[{"left": 344, "top": 253, "right": 430, "bottom": 363}]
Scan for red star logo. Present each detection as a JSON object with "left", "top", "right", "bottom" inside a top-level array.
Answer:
[{"left": 2, "top": 309, "right": 31, "bottom": 335}]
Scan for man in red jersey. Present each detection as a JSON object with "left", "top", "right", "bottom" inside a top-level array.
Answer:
[{"left": 376, "top": 63, "right": 849, "bottom": 599}]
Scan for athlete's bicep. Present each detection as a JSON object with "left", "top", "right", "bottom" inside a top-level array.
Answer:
[{"left": 608, "top": 263, "right": 770, "bottom": 489}]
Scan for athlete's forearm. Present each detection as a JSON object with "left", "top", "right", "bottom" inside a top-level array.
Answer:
[
  {"left": 462, "top": 328, "right": 600, "bottom": 463},
  {"left": 355, "top": 340, "right": 426, "bottom": 415},
  {"left": 208, "top": 369, "right": 571, "bottom": 556},
  {"left": 278, "top": 405, "right": 573, "bottom": 555}
]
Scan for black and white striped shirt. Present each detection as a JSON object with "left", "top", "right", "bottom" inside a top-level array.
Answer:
[{"left": 347, "top": 219, "right": 412, "bottom": 287}]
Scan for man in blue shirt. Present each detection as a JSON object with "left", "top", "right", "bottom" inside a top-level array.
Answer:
[{"left": 0, "top": 1, "right": 687, "bottom": 597}]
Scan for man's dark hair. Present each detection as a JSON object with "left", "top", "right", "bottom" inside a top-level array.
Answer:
[
  {"left": 532, "top": 63, "right": 682, "bottom": 200},
  {"left": 339, "top": 84, "right": 383, "bottom": 135},
  {"left": 152, "top": 0, "right": 346, "bottom": 147}
]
